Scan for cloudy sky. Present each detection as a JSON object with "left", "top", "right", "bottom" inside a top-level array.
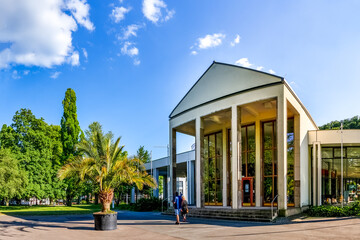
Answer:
[{"left": 1, "top": 0, "right": 360, "bottom": 159}]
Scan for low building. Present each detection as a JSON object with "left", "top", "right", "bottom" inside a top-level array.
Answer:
[{"left": 146, "top": 61, "right": 360, "bottom": 217}]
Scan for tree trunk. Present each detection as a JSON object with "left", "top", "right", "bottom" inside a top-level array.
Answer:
[
  {"left": 99, "top": 189, "right": 114, "bottom": 212},
  {"left": 5, "top": 199, "right": 9, "bottom": 207}
]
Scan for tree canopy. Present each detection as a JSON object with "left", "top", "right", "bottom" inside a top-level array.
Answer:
[
  {"left": 0, "top": 109, "right": 64, "bottom": 200},
  {"left": 0, "top": 149, "right": 27, "bottom": 206},
  {"left": 319, "top": 115, "right": 360, "bottom": 130}
]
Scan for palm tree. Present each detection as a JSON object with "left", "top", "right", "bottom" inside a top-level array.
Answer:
[{"left": 58, "top": 132, "right": 156, "bottom": 213}]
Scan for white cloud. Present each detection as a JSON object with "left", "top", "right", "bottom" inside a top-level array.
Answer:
[
  {"left": 142, "top": 0, "right": 175, "bottom": 23},
  {"left": 235, "top": 58, "right": 252, "bottom": 68},
  {"left": 230, "top": 34, "right": 240, "bottom": 47},
  {"left": 68, "top": 51, "right": 80, "bottom": 66},
  {"left": 133, "top": 59, "right": 141, "bottom": 65},
  {"left": 23, "top": 70, "right": 30, "bottom": 75},
  {"left": 50, "top": 71, "right": 61, "bottom": 79},
  {"left": 110, "top": 6, "right": 131, "bottom": 23},
  {"left": 191, "top": 51, "right": 198, "bottom": 55},
  {"left": 121, "top": 42, "right": 139, "bottom": 56},
  {"left": 256, "top": 66, "right": 264, "bottom": 71},
  {"left": 269, "top": 69, "right": 276, "bottom": 74},
  {"left": 12, "top": 70, "right": 20, "bottom": 79},
  {"left": 120, "top": 24, "right": 141, "bottom": 40},
  {"left": 0, "top": 0, "right": 93, "bottom": 69},
  {"left": 65, "top": 0, "right": 94, "bottom": 31},
  {"left": 198, "top": 33, "right": 225, "bottom": 49},
  {"left": 82, "top": 48, "right": 88, "bottom": 59}
]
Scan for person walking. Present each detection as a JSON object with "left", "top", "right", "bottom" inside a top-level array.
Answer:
[
  {"left": 173, "top": 192, "right": 180, "bottom": 224},
  {"left": 180, "top": 195, "right": 188, "bottom": 222}
]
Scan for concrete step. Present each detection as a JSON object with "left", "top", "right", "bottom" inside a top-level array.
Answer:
[{"left": 163, "top": 208, "right": 276, "bottom": 222}]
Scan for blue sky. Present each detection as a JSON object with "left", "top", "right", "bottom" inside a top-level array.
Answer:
[{"left": 1, "top": 0, "right": 360, "bottom": 159}]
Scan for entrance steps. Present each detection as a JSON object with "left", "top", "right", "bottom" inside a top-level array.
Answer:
[{"left": 163, "top": 207, "right": 277, "bottom": 222}]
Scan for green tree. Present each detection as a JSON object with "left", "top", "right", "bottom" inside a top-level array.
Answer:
[
  {"left": 319, "top": 115, "right": 360, "bottom": 130},
  {"left": 0, "top": 149, "right": 27, "bottom": 206},
  {"left": 61, "top": 88, "right": 82, "bottom": 158},
  {"left": 0, "top": 109, "right": 64, "bottom": 202},
  {"left": 58, "top": 130, "right": 156, "bottom": 212},
  {"left": 60, "top": 88, "right": 82, "bottom": 206},
  {"left": 137, "top": 146, "right": 151, "bottom": 163}
]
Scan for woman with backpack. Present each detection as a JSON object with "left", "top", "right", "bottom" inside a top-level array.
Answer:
[{"left": 180, "top": 195, "right": 188, "bottom": 222}]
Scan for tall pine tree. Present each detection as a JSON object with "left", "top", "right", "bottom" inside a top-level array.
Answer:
[{"left": 60, "top": 88, "right": 82, "bottom": 206}]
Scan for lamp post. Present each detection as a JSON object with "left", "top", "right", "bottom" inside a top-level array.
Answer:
[{"left": 341, "top": 122, "right": 344, "bottom": 208}]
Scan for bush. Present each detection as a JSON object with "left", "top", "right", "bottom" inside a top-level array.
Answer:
[
  {"left": 116, "top": 197, "right": 167, "bottom": 212},
  {"left": 307, "top": 201, "right": 360, "bottom": 217},
  {"left": 133, "top": 197, "right": 165, "bottom": 212}
]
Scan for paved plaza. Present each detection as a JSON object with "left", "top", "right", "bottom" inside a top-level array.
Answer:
[{"left": 1, "top": 211, "right": 360, "bottom": 240}]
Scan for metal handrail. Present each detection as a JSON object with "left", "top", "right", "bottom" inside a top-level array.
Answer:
[{"left": 271, "top": 195, "right": 278, "bottom": 220}]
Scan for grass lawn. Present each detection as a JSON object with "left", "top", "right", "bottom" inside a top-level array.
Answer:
[{"left": 0, "top": 204, "right": 102, "bottom": 216}]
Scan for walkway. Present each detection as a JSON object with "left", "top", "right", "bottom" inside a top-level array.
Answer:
[{"left": 1, "top": 211, "right": 360, "bottom": 239}]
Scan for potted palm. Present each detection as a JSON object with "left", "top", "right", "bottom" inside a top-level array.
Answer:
[{"left": 58, "top": 132, "right": 156, "bottom": 230}]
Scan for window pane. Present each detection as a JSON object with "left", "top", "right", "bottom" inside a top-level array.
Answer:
[
  {"left": 248, "top": 151, "right": 255, "bottom": 177},
  {"left": 264, "top": 150, "right": 273, "bottom": 176},
  {"left": 347, "top": 147, "right": 360, "bottom": 158},
  {"left": 263, "top": 122, "right": 273, "bottom": 149},
  {"left": 241, "top": 127, "right": 246, "bottom": 152},
  {"left": 263, "top": 177, "right": 273, "bottom": 203},
  {"left": 248, "top": 125, "right": 255, "bottom": 151},
  {"left": 322, "top": 148, "right": 333, "bottom": 158}
]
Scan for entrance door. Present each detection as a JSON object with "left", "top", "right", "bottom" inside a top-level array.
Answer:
[{"left": 242, "top": 177, "right": 254, "bottom": 206}]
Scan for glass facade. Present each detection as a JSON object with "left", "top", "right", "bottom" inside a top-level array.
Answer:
[
  {"left": 204, "top": 132, "right": 223, "bottom": 205},
  {"left": 321, "top": 147, "right": 360, "bottom": 205}
]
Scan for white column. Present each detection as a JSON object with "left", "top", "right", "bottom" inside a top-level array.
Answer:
[
  {"left": 231, "top": 105, "right": 240, "bottom": 209},
  {"left": 255, "top": 120, "right": 261, "bottom": 206},
  {"left": 277, "top": 95, "right": 287, "bottom": 213},
  {"left": 317, "top": 143, "right": 322, "bottom": 206},
  {"left": 294, "top": 114, "right": 301, "bottom": 207},
  {"left": 312, "top": 142, "right": 317, "bottom": 206},
  {"left": 169, "top": 127, "right": 176, "bottom": 205},
  {"left": 131, "top": 187, "right": 135, "bottom": 203},
  {"left": 222, "top": 127, "right": 227, "bottom": 207},
  {"left": 153, "top": 168, "right": 159, "bottom": 198},
  {"left": 195, "top": 117, "right": 204, "bottom": 208},
  {"left": 187, "top": 160, "right": 195, "bottom": 205}
]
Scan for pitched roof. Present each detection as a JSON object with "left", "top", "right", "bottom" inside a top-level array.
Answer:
[{"left": 169, "top": 61, "right": 284, "bottom": 118}]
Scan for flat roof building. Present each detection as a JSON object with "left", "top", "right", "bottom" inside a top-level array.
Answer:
[{"left": 146, "top": 62, "right": 360, "bottom": 218}]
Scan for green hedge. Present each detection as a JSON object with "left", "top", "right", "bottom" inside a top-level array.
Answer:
[
  {"left": 116, "top": 197, "right": 167, "bottom": 212},
  {"left": 307, "top": 201, "right": 360, "bottom": 217}
]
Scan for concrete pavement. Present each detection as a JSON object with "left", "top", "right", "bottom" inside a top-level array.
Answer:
[{"left": 0, "top": 211, "right": 360, "bottom": 239}]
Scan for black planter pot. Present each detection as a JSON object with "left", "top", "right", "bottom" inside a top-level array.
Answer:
[{"left": 93, "top": 212, "right": 118, "bottom": 231}]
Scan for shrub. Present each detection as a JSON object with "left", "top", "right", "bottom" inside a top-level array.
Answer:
[
  {"left": 133, "top": 197, "right": 165, "bottom": 212},
  {"left": 116, "top": 197, "right": 167, "bottom": 212},
  {"left": 307, "top": 201, "right": 360, "bottom": 217}
]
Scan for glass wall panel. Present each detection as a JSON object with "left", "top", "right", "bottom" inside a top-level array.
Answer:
[
  {"left": 287, "top": 118, "right": 295, "bottom": 206},
  {"left": 241, "top": 124, "right": 256, "bottom": 206},
  {"left": 321, "top": 147, "right": 360, "bottom": 205},
  {"left": 262, "top": 120, "right": 277, "bottom": 206},
  {"left": 204, "top": 132, "right": 223, "bottom": 206}
]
